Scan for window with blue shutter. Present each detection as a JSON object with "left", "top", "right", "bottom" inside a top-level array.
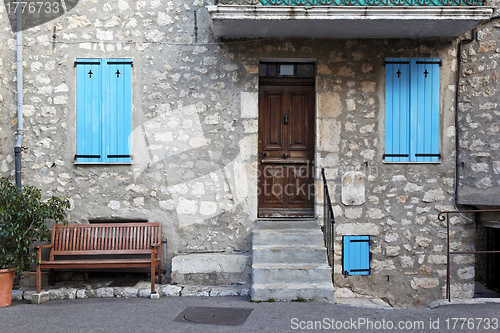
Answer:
[
  {"left": 384, "top": 58, "right": 440, "bottom": 162},
  {"left": 342, "top": 236, "right": 370, "bottom": 276},
  {"left": 75, "top": 58, "right": 132, "bottom": 163}
]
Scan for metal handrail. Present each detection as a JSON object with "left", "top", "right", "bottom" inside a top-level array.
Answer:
[
  {"left": 321, "top": 168, "right": 335, "bottom": 280},
  {"left": 437, "top": 209, "right": 500, "bottom": 302},
  {"left": 215, "top": 0, "right": 486, "bottom": 6}
]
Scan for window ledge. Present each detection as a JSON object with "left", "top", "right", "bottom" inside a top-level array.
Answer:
[{"left": 74, "top": 162, "right": 132, "bottom": 166}]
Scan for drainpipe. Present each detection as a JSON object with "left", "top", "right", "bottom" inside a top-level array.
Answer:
[
  {"left": 14, "top": 6, "right": 23, "bottom": 190},
  {"left": 454, "top": 29, "right": 476, "bottom": 208}
]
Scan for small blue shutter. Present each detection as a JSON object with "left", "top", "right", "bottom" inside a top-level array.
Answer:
[
  {"left": 384, "top": 59, "right": 410, "bottom": 162},
  {"left": 103, "top": 59, "right": 132, "bottom": 163},
  {"left": 410, "top": 59, "right": 440, "bottom": 162},
  {"left": 76, "top": 59, "right": 102, "bottom": 163},
  {"left": 343, "top": 236, "right": 370, "bottom": 276}
]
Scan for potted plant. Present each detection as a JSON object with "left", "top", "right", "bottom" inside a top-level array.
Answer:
[{"left": 0, "top": 177, "right": 69, "bottom": 307}]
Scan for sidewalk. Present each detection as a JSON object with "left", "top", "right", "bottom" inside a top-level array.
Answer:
[{"left": 4, "top": 294, "right": 500, "bottom": 333}]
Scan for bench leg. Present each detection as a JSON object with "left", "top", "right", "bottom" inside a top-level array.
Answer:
[
  {"left": 151, "top": 266, "right": 155, "bottom": 294},
  {"left": 157, "top": 265, "right": 162, "bottom": 284},
  {"left": 49, "top": 269, "right": 55, "bottom": 286},
  {"left": 36, "top": 265, "right": 41, "bottom": 293}
]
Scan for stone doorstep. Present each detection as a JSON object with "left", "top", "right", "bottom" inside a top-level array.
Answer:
[{"left": 13, "top": 283, "right": 251, "bottom": 303}]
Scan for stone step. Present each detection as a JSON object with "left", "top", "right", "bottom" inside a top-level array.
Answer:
[
  {"left": 254, "top": 220, "right": 321, "bottom": 231},
  {"left": 252, "top": 263, "right": 333, "bottom": 285},
  {"left": 252, "top": 245, "right": 327, "bottom": 264},
  {"left": 251, "top": 283, "right": 334, "bottom": 302},
  {"left": 252, "top": 229, "right": 325, "bottom": 247}
]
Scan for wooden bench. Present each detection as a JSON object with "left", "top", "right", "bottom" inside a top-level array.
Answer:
[{"left": 36, "top": 222, "right": 162, "bottom": 294}]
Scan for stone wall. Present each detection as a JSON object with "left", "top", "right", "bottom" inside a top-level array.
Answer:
[
  {"left": 0, "top": 0, "right": 491, "bottom": 307},
  {"left": 458, "top": 1, "right": 500, "bottom": 206}
]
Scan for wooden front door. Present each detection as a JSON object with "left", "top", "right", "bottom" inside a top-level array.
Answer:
[{"left": 258, "top": 83, "right": 315, "bottom": 218}]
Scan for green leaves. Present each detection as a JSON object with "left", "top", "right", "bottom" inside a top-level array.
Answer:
[{"left": 0, "top": 177, "right": 70, "bottom": 271}]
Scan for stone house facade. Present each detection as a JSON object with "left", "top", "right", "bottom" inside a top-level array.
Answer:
[{"left": 0, "top": 0, "right": 498, "bottom": 307}]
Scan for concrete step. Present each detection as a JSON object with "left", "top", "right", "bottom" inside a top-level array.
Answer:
[
  {"left": 252, "top": 245, "right": 327, "bottom": 264},
  {"left": 251, "top": 219, "right": 334, "bottom": 302},
  {"left": 252, "top": 229, "right": 325, "bottom": 247},
  {"left": 252, "top": 263, "right": 333, "bottom": 285},
  {"left": 251, "top": 283, "right": 334, "bottom": 302},
  {"left": 254, "top": 220, "right": 321, "bottom": 231}
]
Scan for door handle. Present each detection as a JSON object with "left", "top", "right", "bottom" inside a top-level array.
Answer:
[
  {"left": 283, "top": 153, "right": 289, "bottom": 158},
  {"left": 284, "top": 114, "right": 288, "bottom": 125},
  {"left": 260, "top": 152, "right": 268, "bottom": 157}
]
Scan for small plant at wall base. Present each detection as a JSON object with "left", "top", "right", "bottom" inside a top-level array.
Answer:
[
  {"left": 0, "top": 177, "right": 70, "bottom": 271},
  {"left": 0, "top": 177, "right": 69, "bottom": 306}
]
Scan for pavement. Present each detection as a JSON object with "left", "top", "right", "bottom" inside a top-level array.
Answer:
[
  {"left": 3, "top": 293, "right": 500, "bottom": 332},
  {"left": 4, "top": 276, "right": 500, "bottom": 332}
]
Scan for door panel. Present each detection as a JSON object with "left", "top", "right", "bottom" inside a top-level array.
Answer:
[
  {"left": 289, "top": 92, "right": 308, "bottom": 151},
  {"left": 263, "top": 93, "right": 284, "bottom": 151},
  {"left": 258, "top": 84, "right": 315, "bottom": 218},
  {"left": 260, "top": 165, "right": 285, "bottom": 205}
]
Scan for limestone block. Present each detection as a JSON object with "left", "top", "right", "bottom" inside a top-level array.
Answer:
[
  {"left": 410, "top": 278, "right": 439, "bottom": 289},
  {"left": 318, "top": 120, "right": 340, "bottom": 152},
  {"left": 31, "top": 292, "right": 50, "bottom": 304},
  {"left": 241, "top": 92, "right": 258, "bottom": 118},
  {"left": 120, "top": 287, "right": 138, "bottom": 298},
  {"left": 336, "top": 223, "right": 379, "bottom": 236},
  {"left": 367, "top": 208, "right": 384, "bottom": 220},
  {"left": 210, "top": 287, "right": 239, "bottom": 297},
  {"left": 428, "top": 255, "right": 447, "bottom": 265},
  {"left": 96, "top": 287, "right": 114, "bottom": 298},
  {"left": 160, "top": 285, "right": 182, "bottom": 297},
  {"left": 23, "top": 291, "right": 35, "bottom": 301},
  {"left": 318, "top": 93, "right": 342, "bottom": 119},
  {"left": 385, "top": 246, "right": 400, "bottom": 257},
  {"left": 400, "top": 256, "right": 414, "bottom": 268},
  {"left": 344, "top": 208, "right": 362, "bottom": 219},
  {"left": 457, "top": 267, "right": 474, "bottom": 280},
  {"left": 342, "top": 172, "right": 365, "bottom": 206},
  {"left": 182, "top": 286, "right": 210, "bottom": 297},
  {"left": 446, "top": 283, "right": 474, "bottom": 298},
  {"left": 422, "top": 189, "right": 445, "bottom": 203},
  {"left": 11, "top": 290, "right": 24, "bottom": 301},
  {"left": 453, "top": 255, "right": 474, "bottom": 265},
  {"left": 171, "top": 253, "right": 251, "bottom": 285},
  {"left": 49, "top": 289, "right": 65, "bottom": 300},
  {"left": 415, "top": 236, "right": 432, "bottom": 248},
  {"left": 76, "top": 289, "right": 87, "bottom": 299}
]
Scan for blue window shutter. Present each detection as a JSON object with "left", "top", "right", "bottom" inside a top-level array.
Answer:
[
  {"left": 343, "top": 236, "right": 370, "bottom": 276},
  {"left": 410, "top": 59, "right": 440, "bottom": 162},
  {"left": 103, "top": 59, "right": 132, "bottom": 163},
  {"left": 76, "top": 59, "right": 102, "bottom": 163},
  {"left": 385, "top": 59, "right": 410, "bottom": 162}
]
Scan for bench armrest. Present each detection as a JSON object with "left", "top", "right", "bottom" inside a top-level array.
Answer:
[
  {"left": 35, "top": 244, "right": 53, "bottom": 249},
  {"left": 150, "top": 243, "right": 162, "bottom": 248}
]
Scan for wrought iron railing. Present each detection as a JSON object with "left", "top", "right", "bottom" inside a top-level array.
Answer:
[
  {"left": 321, "top": 168, "right": 335, "bottom": 280},
  {"left": 438, "top": 209, "right": 500, "bottom": 302},
  {"left": 216, "top": 0, "right": 485, "bottom": 5}
]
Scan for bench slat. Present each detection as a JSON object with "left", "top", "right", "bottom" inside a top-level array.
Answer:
[{"left": 50, "top": 223, "right": 161, "bottom": 254}]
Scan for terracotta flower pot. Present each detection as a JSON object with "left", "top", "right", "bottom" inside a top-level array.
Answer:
[{"left": 0, "top": 269, "right": 16, "bottom": 307}]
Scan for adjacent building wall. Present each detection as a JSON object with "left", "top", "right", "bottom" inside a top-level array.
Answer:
[
  {"left": 458, "top": 1, "right": 500, "bottom": 206},
  {"left": 0, "top": 0, "right": 495, "bottom": 307}
]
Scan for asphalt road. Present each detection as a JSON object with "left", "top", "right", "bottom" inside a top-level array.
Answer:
[{"left": 2, "top": 296, "right": 500, "bottom": 333}]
